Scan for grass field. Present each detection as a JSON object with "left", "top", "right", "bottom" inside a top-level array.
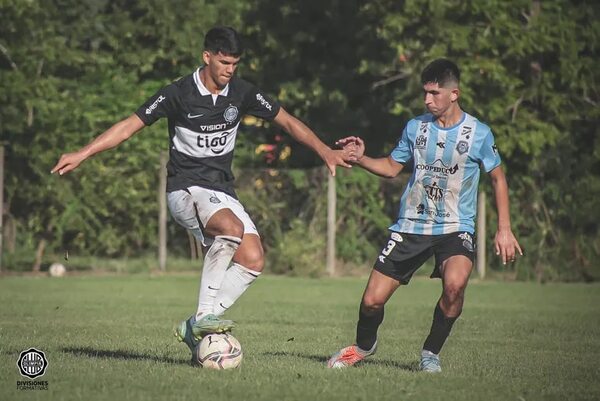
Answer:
[{"left": 1, "top": 273, "right": 599, "bottom": 401}]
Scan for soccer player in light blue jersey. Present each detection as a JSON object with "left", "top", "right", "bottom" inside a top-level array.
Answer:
[{"left": 327, "top": 59, "right": 522, "bottom": 372}]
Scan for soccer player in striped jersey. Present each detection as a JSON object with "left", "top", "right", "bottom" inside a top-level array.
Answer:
[
  {"left": 51, "top": 26, "right": 352, "bottom": 362},
  {"left": 327, "top": 59, "right": 522, "bottom": 372}
]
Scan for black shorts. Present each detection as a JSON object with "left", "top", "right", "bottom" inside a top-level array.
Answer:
[{"left": 373, "top": 231, "right": 476, "bottom": 284}]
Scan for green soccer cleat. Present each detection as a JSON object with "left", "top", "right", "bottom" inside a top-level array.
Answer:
[
  {"left": 419, "top": 350, "right": 442, "bottom": 373},
  {"left": 174, "top": 316, "right": 200, "bottom": 353},
  {"left": 175, "top": 314, "right": 236, "bottom": 351},
  {"left": 191, "top": 313, "right": 235, "bottom": 338}
]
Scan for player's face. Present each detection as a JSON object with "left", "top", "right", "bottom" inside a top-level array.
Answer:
[
  {"left": 203, "top": 51, "right": 240, "bottom": 88},
  {"left": 423, "top": 82, "right": 459, "bottom": 117}
]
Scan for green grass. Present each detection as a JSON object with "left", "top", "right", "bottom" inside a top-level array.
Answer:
[{"left": 1, "top": 274, "right": 599, "bottom": 401}]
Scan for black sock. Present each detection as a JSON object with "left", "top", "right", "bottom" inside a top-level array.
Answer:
[
  {"left": 422, "top": 302, "right": 458, "bottom": 355},
  {"left": 356, "top": 304, "right": 384, "bottom": 351}
]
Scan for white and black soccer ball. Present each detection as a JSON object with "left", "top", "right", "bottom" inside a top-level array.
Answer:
[
  {"left": 193, "top": 333, "right": 243, "bottom": 369},
  {"left": 48, "top": 263, "right": 67, "bottom": 277}
]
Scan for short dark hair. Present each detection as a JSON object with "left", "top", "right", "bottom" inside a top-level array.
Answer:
[
  {"left": 204, "top": 26, "right": 243, "bottom": 57},
  {"left": 421, "top": 59, "right": 460, "bottom": 87}
]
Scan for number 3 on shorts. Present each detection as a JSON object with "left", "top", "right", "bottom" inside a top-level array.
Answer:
[{"left": 381, "top": 240, "right": 396, "bottom": 256}]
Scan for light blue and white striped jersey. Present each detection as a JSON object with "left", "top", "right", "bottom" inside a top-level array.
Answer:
[{"left": 389, "top": 112, "right": 501, "bottom": 235}]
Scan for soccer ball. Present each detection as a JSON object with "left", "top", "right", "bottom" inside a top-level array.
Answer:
[
  {"left": 193, "top": 333, "right": 243, "bottom": 369},
  {"left": 48, "top": 263, "right": 67, "bottom": 277}
]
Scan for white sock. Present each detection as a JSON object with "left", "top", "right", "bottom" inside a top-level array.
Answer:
[
  {"left": 195, "top": 235, "right": 241, "bottom": 319},
  {"left": 421, "top": 349, "right": 439, "bottom": 358},
  {"left": 213, "top": 262, "right": 261, "bottom": 316}
]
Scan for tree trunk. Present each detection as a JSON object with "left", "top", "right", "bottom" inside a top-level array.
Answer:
[{"left": 32, "top": 238, "right": 47, "bottom": 272}]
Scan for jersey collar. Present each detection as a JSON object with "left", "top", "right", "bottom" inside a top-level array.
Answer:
[
  {"left": 194, "top": 68, "right": 230, "bottom": 97},
  {"left": 432, "top": 111, "right": 466, "bottom": 131}
]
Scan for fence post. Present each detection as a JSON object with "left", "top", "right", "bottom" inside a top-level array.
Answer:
[
  {"left": 0, "top": 145, "right": 4, "bottom": 273},
  {"left": 158, "top": 151, "right": 168, "bottom": 272},
  {"left": 476, "top": 191, "right": 486, "bottom": 279},
  {"left": 326, "top": 170, "right": 336, "bottom": 276}
]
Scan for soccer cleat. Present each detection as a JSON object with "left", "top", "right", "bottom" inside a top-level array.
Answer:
[
  {"left": 327, "top": 344, "right": 376, "bottom": 368},
  {"left": 175, "top": 314, "right": 235, "bottom": 351},
  {"left": 419, "top": 350, "right": 442, "bottom": 372},
  {"left": 174, "top": 316, "right": 200, "bottom": 353},
  {"left": 191, "top": 313, "right": 235, "bottom": 338}
]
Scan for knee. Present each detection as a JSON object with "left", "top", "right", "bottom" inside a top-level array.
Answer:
[
  {"left": 443, "top": 283, "right": 465, "bottom": 303},
  {"left": 235, "top": 247, "right": 264, "bottom": 273},
  {"left": 441, "top": 284, "right": 466, "bottom": 316},
  {"left": 361, "top": 295, "right": 385, "bottom": 315}
]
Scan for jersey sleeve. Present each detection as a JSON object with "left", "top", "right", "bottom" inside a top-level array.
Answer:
[
  {"left": 135, "top": 84, "right": 178, "bottom": 126},
  {"left": 390, "top": 125, "right": 413, "bottom": 163},
  {"left": 479, "top": 128, "right": 502, "bottom": 172},
  {"left": 242, "top": 85, "right": 281, "bottom": 121}
]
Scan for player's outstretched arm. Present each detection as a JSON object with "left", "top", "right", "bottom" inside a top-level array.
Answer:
[
  {"left": 336, "top": 136, "right": 404, "bottom": 179},
  {"left": 489, "top": 166, "right": 523, "bottom": 265},
  {"left": 51, "top": 114, "right": 146, "bottom": 176},
  {"left": 273, "top": 107, "right": 352, "bottom": 176}
]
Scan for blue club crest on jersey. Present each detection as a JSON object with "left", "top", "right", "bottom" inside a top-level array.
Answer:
[{"left": 456, "top": 140, "right": 469, "bottom": 155}]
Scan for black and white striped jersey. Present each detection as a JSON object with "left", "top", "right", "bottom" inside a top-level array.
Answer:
[{"left": 135, "top": 67, "right": 281, "bottom": 197}]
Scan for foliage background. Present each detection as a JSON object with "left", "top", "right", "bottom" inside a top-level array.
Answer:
[{"left": 1, "top": 0, "right": 598, "bottom": 281}]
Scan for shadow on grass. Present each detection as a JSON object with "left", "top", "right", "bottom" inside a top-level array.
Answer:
[
  {"left": 61, "top": 346, "right": 190, "bottom": 366},
  {"left": 261, "top": 351, "right": 418, "bottom": 371}
]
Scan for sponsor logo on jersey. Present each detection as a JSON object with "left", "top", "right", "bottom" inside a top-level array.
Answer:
[
  {"left": 456, "top": 140, "right": 469, "bottom": 155},
  {"left": 255, "top": 93, "right": 273, "bottom": 111},
  {"left": 209, "top": 194, "right": 221, "bottom": 204},
  {"left": 223, "top": 105, "right": 239, "bottom": 123},
  {"left": 492, "top": 144, "right": 498, "bottom": 154},
  {"left": 461, "top": 125, "right": 472, "bottom": 138},
  {"left": 436, "top": 141, "right": 445, "bottom": 149},
  {"left": 145, "top": 95, "right": 165, "bottom": 115},
  {"left": 424, "top": 181, "right": 445, "bottom": 202},
  {"left": 173, "top": 124, "right": 239, "bottom": 158},
  {"left": 199, "top": 123, "right": 227, "bottom": 132},
  {"left": 197, "top": 131, "right": 231, "bottom": 154},
  {"left": 415, "top": 159, "right": 459, "bottom": 175},
  {"left": 416, "top": 203, "right": 450, "bottom": 218},
  {"left": 416, "top": 135, "right": 427, "bottom": 149},
  {"left": 187, "top": 112, "right": 204, "bottom": 119}
]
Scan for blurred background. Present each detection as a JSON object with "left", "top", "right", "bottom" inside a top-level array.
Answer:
[{"left": 0, "top": 0, "right": 598, "bottom": 281}]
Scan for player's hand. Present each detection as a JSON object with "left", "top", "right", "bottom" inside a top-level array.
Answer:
[
  {"left": 322, "top": 148, "right": 353, "bottom": 176},
  {"left": 336, "top": 136, "right": 365, "bottom": 163},
  {"left": 51, "top": 151, "right": 86, "bottom": 175},
  {"left": 494, "top": 227, "right": 523, "bottom": 265}
]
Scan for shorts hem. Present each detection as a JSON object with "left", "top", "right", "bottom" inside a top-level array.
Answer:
[{"left": 373, "top": 265, "right": 410, "bottom": 285}]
